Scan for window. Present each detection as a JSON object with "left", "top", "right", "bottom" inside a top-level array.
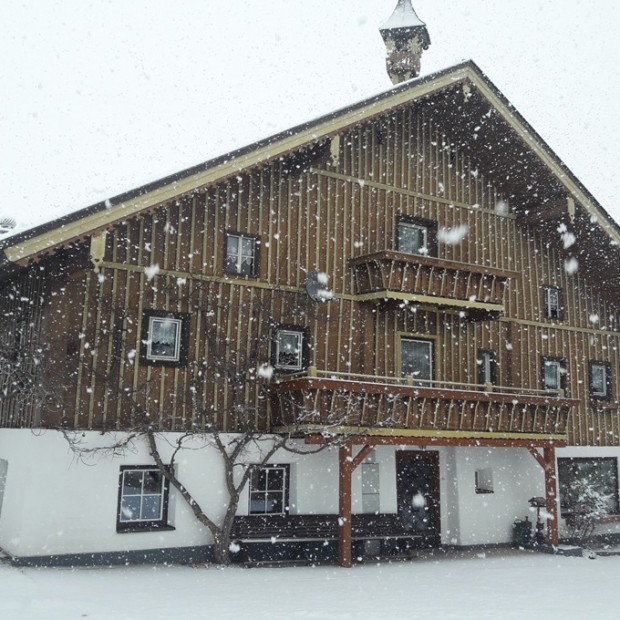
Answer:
[
  {"left": 224, "top": 232, "right": 259, "bottom": 277},
  {"left": 273, "top": 327, "right": 308, "bottom": 372},
  {"left": 558, "top": 458, "right": 619, "bottom": 517},
  {"left": 249, "top": 464, "right": 290, "bottom": 515},
  {"left": 477, "top": 349, "right": 497, "bottom": 387},
  {"left": 475, "top": 468, "right": 494, "bottom": 494},
  {"left": 140, "top": 310, "right": 189, "bottom": 367},
  {"left": 117, "top": 466, "right": 171, "bottom": 532},
  {"left": 543, "top": 286, "right": 564, "bottom": 320},
  {"left": 362, "top": 451, "right": 380, "bottom": 514},
  {"left": 542, "top": 357, "right": 567, "bottom": 393},
  {"left": 396, "top": 216, "right": 437, "bottom": 256},
  {"left": 0, "top": 459, "right": 8, "bottom": 520},
  {"left": 590, "top": 361, "right": 612, "bottom": 400},
  {"left": 401, "top": 337, "right": 434, "bottom": 386}
]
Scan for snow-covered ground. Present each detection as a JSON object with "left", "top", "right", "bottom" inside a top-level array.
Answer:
[{"left": 1, "top": 550, "right": 619, "bottom": 619}]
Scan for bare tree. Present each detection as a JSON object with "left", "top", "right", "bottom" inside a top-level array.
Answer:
[{"left": 58, "top": 288, "right": 339, "bottom": 565}]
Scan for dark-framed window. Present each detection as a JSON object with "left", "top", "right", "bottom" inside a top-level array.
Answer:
[
  {"left": 590, "top": 361, "right": 612, "bottom": 400},
  {"left": 117, "top": 466, "right": 172, "bottom": 532},
  {"left": 272, "top": 326, "right": 309, "bottom": 372},
  {"left": 396, "top": 216, "right": 437, "bottom": 257},
  {"left": 401, "top": 337, "right": 434, "bottom": 386},
  {"left": 224, "top": 232, "right": 260, "bottom": 277},
  {"left": 477, "top": 349, "right": 498, "bottom": 387},
  {"left": 249, "top": 464, "right": 290, "bottom": 515},
  {"left": 140, "top": 310, "right": 190, "bottom": 367},
  {"left": 542, "top": 356, "right": 567, "bottom": 393},
  {"left": 543, "top": 286, "right": 564, "bottom": 320},
  {"left": 558, "top": 457, "right": 620, "bottom": 517}
]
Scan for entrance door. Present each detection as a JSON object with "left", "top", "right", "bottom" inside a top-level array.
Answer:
[{"left": 395, "top": 451, "right": 441, "bottom": 547}]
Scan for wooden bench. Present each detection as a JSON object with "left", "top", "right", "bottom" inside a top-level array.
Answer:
[{"left": 231, "top": 513, "right": 419, "bottom": 542}]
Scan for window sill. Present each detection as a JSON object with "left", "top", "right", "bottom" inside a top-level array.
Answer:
[{"left": 116, "top": 524, "right": 176, "bottom": 534}]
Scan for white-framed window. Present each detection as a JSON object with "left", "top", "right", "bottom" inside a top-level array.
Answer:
[
  {"left": 543, "top": 286, "right": 563, "bottom": 320},
  {"left": 590, "top": 361, "right": 611, "bottom": 400},
  {"left": 117, "top": 466, "right": 170, "bottom": 531},
  {"left": 141, "top": 310, "right": 189, "bottom": 366},
  {"left": 274, "top": 328, "right": 306, "bottom": 371},
  {"left": 542, "top": 357, "right": 566, "bottom": 393},
  {"left": 249, "top": 464, "right": 290, "bottom": 515},
  {"left": 225, "top": 232, "right": 259, "bottom": 277},
  {"left": 401, "top": 337, "right": 434, "bottom": 386}
]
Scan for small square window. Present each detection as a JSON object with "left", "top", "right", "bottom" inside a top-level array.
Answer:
[
  {"left": 396, "top": 217, "right": 437, "bottom": 256},
  {"left": 590, "top": 361, "right": 612, "bottom": 400},
  {"left": 543, "top": 286, "right": 564, "bottom": 320},
  {"left": 475, "top": 468, "right": 494, "bottom": 494},
  {"left": 273, "top": 327, "right": 308, "bottom": 372},
  {"left": 117, "top": 466, "right": 171, "bottom": 532},
  {"left": 249, "top": 464, "right": 290, "bottom": 515},
  {"left": 140, "top": 310, "right": 189, "bottom": 367},
  {"left": 224, "top": 232, "right": 260, "bottom": 277},
  {"left": 542, "top": 357, "right": 567, "bottom": 393}
]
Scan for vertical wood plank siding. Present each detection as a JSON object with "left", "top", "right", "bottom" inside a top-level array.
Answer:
[{"left": 1, "top": 104, "right": 619, "bottom": 446}]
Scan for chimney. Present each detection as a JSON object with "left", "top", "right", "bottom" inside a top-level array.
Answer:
[{"left": 379, "top": 0, "right": 430, "bottom": 84}]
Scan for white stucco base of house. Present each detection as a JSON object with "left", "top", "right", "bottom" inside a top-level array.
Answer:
[{"left": 1, "top": 429, "right": 619, "bottom": 565}]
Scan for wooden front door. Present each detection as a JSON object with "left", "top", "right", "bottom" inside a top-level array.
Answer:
[{"left": 396, "top": 451, "right": 441, "bottom": 547}]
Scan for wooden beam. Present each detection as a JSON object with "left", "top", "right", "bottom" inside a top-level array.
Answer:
[
  {"left": 527, "top": 447, "right": 548, "bottom": 470},
  {"left": 304, "top": 432, "right": 567, "bottom": 448},
  {"left": 544, "top": 447, "right": 559, "bottom": 546},
  {"left": 338, "top": 442, "right": 354, "bottom": 568},
  {"left": 351, "top": 444, "right": 374, "bottom": 471}
]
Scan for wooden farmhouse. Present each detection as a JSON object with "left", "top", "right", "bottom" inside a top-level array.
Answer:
[{"left": 1, "top": 1, "right": 620, "bottom": 567}]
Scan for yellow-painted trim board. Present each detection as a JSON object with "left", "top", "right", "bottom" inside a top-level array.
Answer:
[
  {"left": 274, "top": 424, "right": 567, "bottom": 442},
  {"left": 353, "top": 290, "right": 504, "bottom": 312}
]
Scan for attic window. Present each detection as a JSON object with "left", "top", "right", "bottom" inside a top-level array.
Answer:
[{"left": 225, "top": 232, "right": 260, "bottom": 277}]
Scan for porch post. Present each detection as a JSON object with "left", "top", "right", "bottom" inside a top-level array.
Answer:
[
  {"left": 544, "top": 446, "right": 559, "bottom": 546},
  {"left": 338, "top": 442, "right": 353, "bottom": 567}
]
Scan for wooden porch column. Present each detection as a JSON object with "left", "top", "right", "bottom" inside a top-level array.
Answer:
[
  {"left": 338, "top": 442, "right": 353, "bottom": 568},
  {"left": 544, "top": 446, "right": 559, "bottom": 546}
]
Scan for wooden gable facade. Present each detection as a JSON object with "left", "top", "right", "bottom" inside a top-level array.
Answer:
[{"left": 1, "top": 62, "right": 618, "bottom": 449}]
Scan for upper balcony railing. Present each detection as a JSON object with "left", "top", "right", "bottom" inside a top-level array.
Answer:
[
  {"left": 349, "top": 251, "right": 518, "bottom": 319},
  {"left": 270, "top": 368, "right": 577, "bottom": 440}
]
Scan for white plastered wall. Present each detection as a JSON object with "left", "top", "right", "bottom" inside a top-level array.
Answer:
[{"left": 4, "top": 428, "right": 613, "bottom": 560}]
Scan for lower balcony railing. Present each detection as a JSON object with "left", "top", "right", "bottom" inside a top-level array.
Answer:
[{"left": 270, "top": 369, "right": 577, "bottom": 438}]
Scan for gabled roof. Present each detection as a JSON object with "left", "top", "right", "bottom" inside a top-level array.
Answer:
[{"left": 2, "top": 60, "right": 619, "bottom": 267}]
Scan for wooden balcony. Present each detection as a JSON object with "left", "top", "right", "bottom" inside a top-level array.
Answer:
[
  {"left": 349, "top": 251, "right": 518, "bottom": 319},
  {"left": 270, "top": 370, "right": 577, "bottom": 442}
]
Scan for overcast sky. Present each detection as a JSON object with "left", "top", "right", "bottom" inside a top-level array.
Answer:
[{"left": 1, "top": 1, "right": 619, "bottom": 237}]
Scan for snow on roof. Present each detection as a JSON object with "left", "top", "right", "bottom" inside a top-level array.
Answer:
[{"left": 380, "top": 0, "right": 426, "bottom": 31}]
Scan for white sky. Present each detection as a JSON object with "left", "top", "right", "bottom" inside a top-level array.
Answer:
[{"left": 1, "top": 0, "right": 619, "bottom": 237}]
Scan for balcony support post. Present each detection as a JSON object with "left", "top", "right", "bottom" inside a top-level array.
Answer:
[
  {"left": 544, "top": 446, "right": 559, "bottom": 546},
  {"left": 338, "top": 442, "right": 374, "bottom": 567},
  {"left": 527, "top": 446, "right": 559, "bottom": 546},
  {"left": 338, "top": 441, "right": 354, "bottom": 568}
]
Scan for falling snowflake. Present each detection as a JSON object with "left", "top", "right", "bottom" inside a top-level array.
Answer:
[
  {"left": 144, "top": 264, "right": 160, "bottom": 281},
  {"left": 438, "top": 224, "right": 469, "bottom": 245},
  {"left": 564, "top": 257, "right": 578, "bottom": 275}
]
